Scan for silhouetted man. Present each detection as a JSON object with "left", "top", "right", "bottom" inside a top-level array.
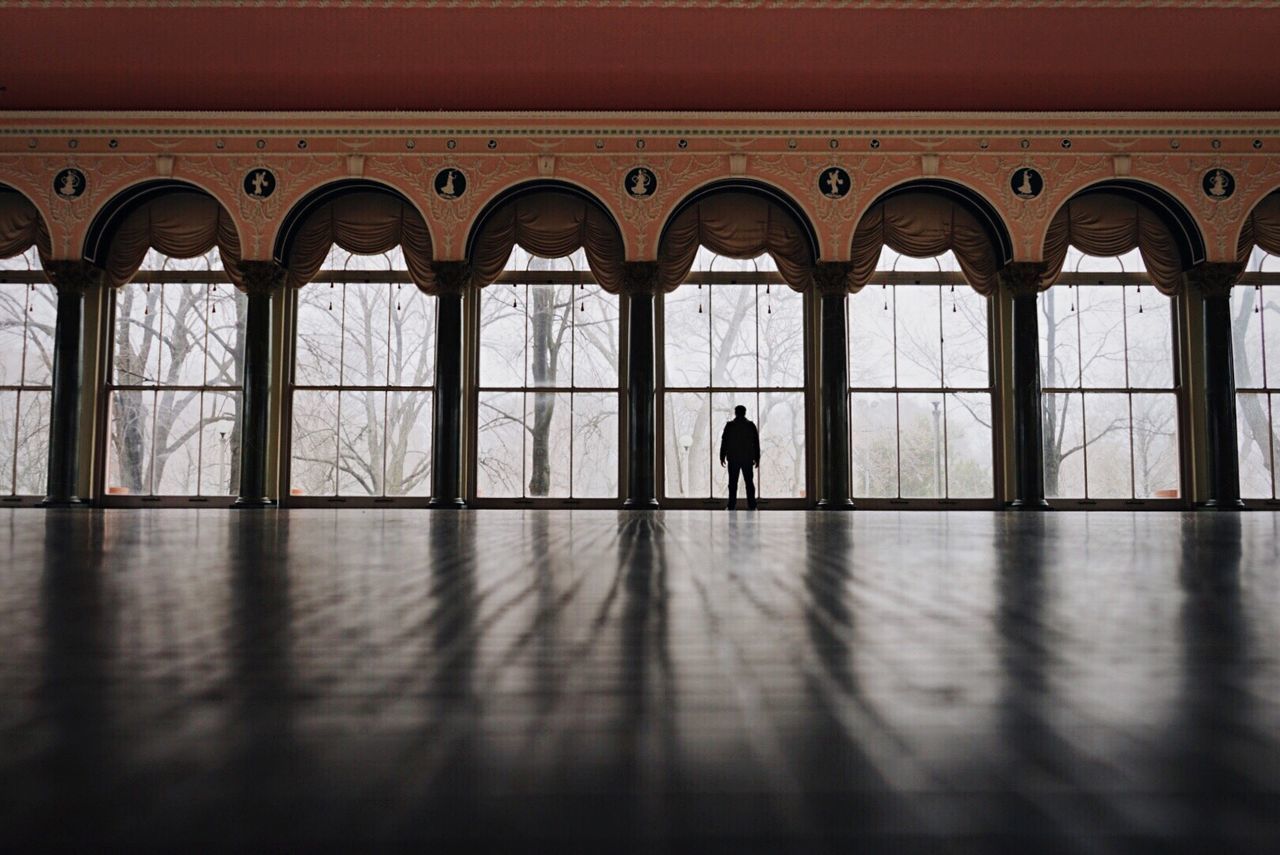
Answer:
[{"left": 720, "top": 405, "right": 760, "bottom": 510}]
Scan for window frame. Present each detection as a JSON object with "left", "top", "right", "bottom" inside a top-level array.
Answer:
[
  {"left": 1234, "top": 261, "right": 1280, "bottom": 508},
  {"left": 0, "top": 252, "right": 54, "bottom": 504}
]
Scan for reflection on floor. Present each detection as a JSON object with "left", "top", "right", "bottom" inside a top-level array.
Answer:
[{"left": 1, "top": 509, "right": 1278, "bottom": 853}]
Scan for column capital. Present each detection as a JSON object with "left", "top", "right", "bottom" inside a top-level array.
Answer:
[
  {"left": 619, "top": 261, "right": 662, "bottom": 297},
  {"left": 429, "top": 261, "right": 472, "bottom": 296},
  {"left": 43, "top": 260, "right": 104, "bottom": 294},
  {"left": 1184, "top": 261, "right": 1245, "bottom": 299},
  {"left": 998, "top": 262, "right": 1049, "bottom": 298},
  {"left": 811, "top": 261, "right": 855, "bottom": 297},
  {"left": 237, "top": 261, "right": 288, "bottom": 296}
]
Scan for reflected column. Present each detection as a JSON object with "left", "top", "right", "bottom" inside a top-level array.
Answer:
[
  {"left": 814, "top": 263, "right": 854, "bottom": 509},
  {"left": 42, "top": 261, "right": 102, "bottom": 506},
  {"left": 428, "top": 262, "right": 468, "bottom": 508},
  {"left": 1188, "top": 262, "right": 1246, "bottom": 509},
  {"left": 234, "top": 262, "right": 286, "bottom": 508},
  {"left": 1001, "top": 262, "right": 1050, "bottom": 509},
  {"left": 622, "top": 262, "right": 660, "bottom": 508}
]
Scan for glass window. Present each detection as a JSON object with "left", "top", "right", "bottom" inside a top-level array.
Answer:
[
  {"left": 848, "top": 249, "right": 995, "bottom": 500},
  {"left": 1039, "top": 248, "right": 1181, "bottom": 501},
  {"left": 476, "top": 248, "right": 620, "bottom": 500},
  {"left": 290, "top": 247, "right": 435, "bottom": 499},
  {"left": 1233, "top": 247, "right": 1280, "bottom": 501},
  {"left": 105, "top": 249, "right": 246, "bottom": 498},
  {"left": 663, "top": 250, "right": 807, "bottom": 501},
  {"left": 0, "top": 247, "right": 53, "bottom": 497}
]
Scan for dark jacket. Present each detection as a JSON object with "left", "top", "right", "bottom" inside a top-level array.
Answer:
[{"left": 719, "top": 416, "right": 760, "bottom": 464}]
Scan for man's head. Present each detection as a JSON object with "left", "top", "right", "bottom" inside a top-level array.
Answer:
[{"left": 734, "top": 405, "right": 747, "bottom": 418}]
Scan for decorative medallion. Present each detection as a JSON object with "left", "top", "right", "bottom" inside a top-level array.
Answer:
[
  {"left": 818, "top": 166, "right": 851, "bottom": 199},
  {"left": 242, "top": 167, "right": 276, "bottom": 199},
  {"left": 434, "top": 167, "right": 466, "bottom": 200},
  {"left": 1203, "top": 168, "right": 1235, "bottom": 200},
  {"left": 53, "top": 168, "right": 85, "bottom": 200},
  {"left": 625, "top": 167, "right": 657, "bottom": 198},
  {"left": 1010, "top": 167, "right": 1043, "bottom": 200}
]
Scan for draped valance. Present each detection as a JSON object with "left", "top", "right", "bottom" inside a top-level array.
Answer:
[
  {"left": 469, "top": 191, "right": 625, "bottom": 292},
  {"left": 0, "top": 189, "right": 51, "bottom": 261},
  {"left": 849, "top": 192, "right": 1001, "bottom": 296},
  {"left": 1237, "top": 192, "right": 1280, "bottom": 261},
  {"left": 283, "top": 191, "right": 435, "bottom": 291},
  {"left": 104, "top": 192, "right": 245, "bottom": 289},
  {"left": 1041, "top": 192, "right": 1186, "bottom": 295},
  {"left": 657, "top": 192, "right": 814, "bottom": 292}
]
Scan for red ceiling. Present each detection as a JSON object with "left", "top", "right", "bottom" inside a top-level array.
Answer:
[{"left": 2, "top": 7, "right": 1279, "bottom": 112}]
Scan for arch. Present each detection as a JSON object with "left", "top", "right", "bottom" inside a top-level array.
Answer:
[
  {"left": 657, "top": 178, "right": 820, "bottom": 265},
  {"left": 0, "top": 182, "right": 52, "bottom": 260},
  {"left": 1040, "top": 178, "right": 1206, "bottom": 271},
  {"left": 464, "top": 179, "right": 624, "bottom": 261},
  {"left": 82, "top": 178, "right": 242, "bottom": 267},
  {"left": 272, "top": 178, "right": 433, "bottom": 266},
  {"left": 855, "top": 178, "right": 1014, "bottom": 268}
]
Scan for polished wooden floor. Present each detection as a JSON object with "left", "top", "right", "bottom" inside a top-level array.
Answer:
[{"left": 1, "top": 509, "right": 1278, "bottom": 853}]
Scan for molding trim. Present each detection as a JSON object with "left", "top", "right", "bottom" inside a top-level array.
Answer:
[{"left": 2, "top": 1, "right": 1274, "bottom": 8}]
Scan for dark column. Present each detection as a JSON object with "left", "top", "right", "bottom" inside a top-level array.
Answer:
[
  {"left": 814, "top": 263, "right": 854, "bottom": 510},
  {"left": 233, "top": 262, "right": 286, "bottom": 508},
  {"left": 1188, "top": 262, "right": 1246, "bottom": 510},
  {"left": 428, "top": 262, "right": 468, "bottom": 508},
  {"left": 42, "top": 261, "right": 102, "bottom": 506},
  {"left": 1002, "top": 262, "right": 1050, "bottom": 509},
  {"left": 621, "top": 262, "right": 660, "bottom": 508}
]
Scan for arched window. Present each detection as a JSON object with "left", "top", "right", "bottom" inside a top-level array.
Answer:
[
  {"left": 288, "top": 246, "right": 436, "bottom": 502},
  {"left": 474, "top": 247, "right": 621, "bottom": 502},
  {"left": 1233, "top": 247, "right": 1280, "bottom": 503},
  {"left": 848, "top": 248, "right": 995, "bottom": 503},
  {"left": 1038, "top": 248, "right": 1182, "bottom": 502},
  {"left": 0, "top": 246, "right": 53, "bottom": 498},
  {"left": 661, "top": 249, "right": 807, "bottom": 504},
  {"left": 104, "top": 248, "right": 247, "bottom": 500}
]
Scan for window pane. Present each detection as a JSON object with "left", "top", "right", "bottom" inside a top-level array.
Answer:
[
  {"left": 942, "top": 288, "right": 990, "bottom": 389},
  {"left": 160, "top": 283, "right": 209, "bottom": 387},
  {"left": 1039, "top": 287, "right": 1080, "bottom": 389},
  {"left": 289, "top": 389, "right": 338, "bottom": 497},
  {"left": 897, "top": 393, "right": 945, "bottom": 499},
  {"left": 851, "top": 392, "right": 897, "bottom": 498},
  {"left": 480, "top": 284, "right": 527, "bottom": 388},
  {"left": 0, "top": 390, "right": 15, "bottom": 494},
  {"left": 664, "top": 286, "right": 710, "bottom": 388},
  {"left": 205, "top": 285, "right": 246, "bottom": 387},
  {"left": 199, "top": 391, "right": 240, "bottom": 497},
  {"left": 1273, "top": 395, "right": 1280, "bottom": 500},
  {"left": 759, "top": 391, "right": 805, "bottom": 499},
  {"left": 151, "top": 389, "right": 204, "bottom": 495},
  {"left": 0, "top": 289, "right": 25, "bottom": 385},
  {"left": 759, "top": 287, "right": 805, "bottom": 388},
  {"left": 1231, "top": 285, "right": 1265, "bottom": 389},
  {"left": 1081, "top": 393, "right": 1132, "bottom": 498},
  {"left": 477, "top": 391, "right": 525, "bottom": 498},
  {"left": 389, "top": 286, "right": 436, "bottom": 388},
  {"left": 22, "top": 283, "right": 57, "bottom": 386},
  {"left": 527, "top": 284, "right": 574, "bottom": 389},
  {"left": 573, "top": 289, "right": 620, "bottom": 389},
  {"left": 106, "top": 390, "right": 154, "bottom": 495},
  {"left": 710, "top": 285, "right": 758, "bottom": 387},
  {"left": 1265, "top": 286, "right": 1280, "bottom": 386},
  {"left": 341, "top": 283, "right": 391, "bottom": 387},
  {"left": 1237, "top": 393, "right": 1274, "bottom": 499},
  {"left": 1044, "top": 392, "right": 1085, "bottom": 499},
  {"left": 1126, "top": 287, "right": 1173, "bottom": 389},
  {"left": 570, "top": 392, "right": 618, "bottom": 498},
  {"left": 1131, "top": 393, "right": 1179, "bottom": 498},
  {"left": 1077, "top": 286, "right": 1127, "bottom": 389},
  {"left": 849, "top": 287, "right": 895, "bottom": 388},
  {"left": 295, "top": 286, "right": 343, "bottom": 386},
  {"left": 710, "top": 393, "right": 750, "bottom": 499},
  {"left": 945, "top": 393, "right": 993, "bottom": 499},
  {"left": 384, "top": 390, "right": 432, "bottom": 497},
  {"left": 894, "top": 288, "right": 942, "bottom": 388},
  {"left": 524, "top": 390, "right": 571, "bottom": 497},
  {"left": 13, "top": 391, "right": 49, "bottom": 496},
  {"left": 113, "top": 285, "right": 162, "bottom": 386},
  {"left": 337, "top": 390, "right": 386, "bottom": 496},
  {"left": 664, "top": 392, "right": 710, "bottom": 499}
]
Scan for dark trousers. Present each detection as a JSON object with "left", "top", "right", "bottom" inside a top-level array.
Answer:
[{"left": 727, "top": 461, "right": 757, "bottom": 510}]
